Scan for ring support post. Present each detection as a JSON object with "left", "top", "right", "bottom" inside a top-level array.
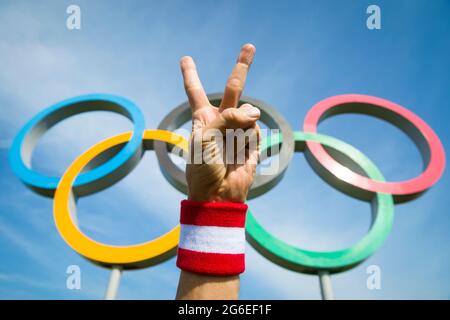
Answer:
[
  {"left": 104, "top": 267, "right": 122, "bottom": 300},
  {"left": 318, "top": 271, "right": 334, "bottom": 300}
]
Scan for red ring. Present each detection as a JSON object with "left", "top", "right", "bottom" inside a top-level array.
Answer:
[{"left": 303, "top": 94, "right": 446, "bottom": 197}]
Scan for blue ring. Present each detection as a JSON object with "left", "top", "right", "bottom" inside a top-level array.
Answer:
[{"left": 9, "top": 94, "right": 145, "bottom": 196}]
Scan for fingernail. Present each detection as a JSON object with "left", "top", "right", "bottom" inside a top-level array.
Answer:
[{"left": 244, "top": 107, "right": 260, "bottom": 118}]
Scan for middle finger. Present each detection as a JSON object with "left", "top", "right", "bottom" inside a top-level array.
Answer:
[{"left": 219, "top": 44, "right": 256, "bottom": 111}]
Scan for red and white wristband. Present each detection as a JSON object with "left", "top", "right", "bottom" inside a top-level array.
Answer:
[{"left": 176, "top": 200, "right": 248, "bottom": 276}]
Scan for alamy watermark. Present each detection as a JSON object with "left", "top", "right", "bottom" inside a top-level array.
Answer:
[
  {"left": 66, "top": 5, "right": 81, "bottom": 30},
  {"left": 366, "top": 5, "right": 381, "bottom": 30},
  {"left": 366, "top": 264, "right": 381, "bottom": 290},
  {"left": 66, "top": 265, "right": 81, "bottom": 290}
]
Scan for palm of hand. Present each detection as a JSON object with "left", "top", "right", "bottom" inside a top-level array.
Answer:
[{"left": 187, "top": 105, "right": 260, "bottom": 202}]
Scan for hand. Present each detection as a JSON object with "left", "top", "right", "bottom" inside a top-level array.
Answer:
[{"left": 180, "top": 44, "right": 260, "bottom": 203}]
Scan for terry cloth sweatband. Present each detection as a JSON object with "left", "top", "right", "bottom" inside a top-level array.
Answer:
[{"left": 176, "top": 200, "right": 248, "bottom": 276}]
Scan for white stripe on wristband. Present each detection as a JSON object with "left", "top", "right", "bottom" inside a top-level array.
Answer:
[{"left": 179, "top": 224, "right": 246, "bottom": 254}]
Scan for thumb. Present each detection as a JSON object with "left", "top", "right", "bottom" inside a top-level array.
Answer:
[{"left": 206, "top": 103, "right": 260, "bottom": 132}]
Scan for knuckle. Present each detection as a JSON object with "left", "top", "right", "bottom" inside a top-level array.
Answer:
[{"left": 222, "top": 108, "right": 238, "bottom": 122}]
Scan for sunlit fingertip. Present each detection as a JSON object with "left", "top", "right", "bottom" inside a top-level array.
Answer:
[
  {"left": 180, "top": 56, "right": 195, "bottom": 69},
  {"left": 238, "top": 44, "right": 256, "bottom": 65}
]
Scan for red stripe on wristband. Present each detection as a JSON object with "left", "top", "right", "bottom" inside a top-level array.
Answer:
[
  {"left": 177, "top": 248, "right": 245, "bottom": 276},
  {"left": 180, "top": 199, "right": 248, "bottom": 228},
  {"left": 177, "top": 200, "right": 248, "bottom": 276}
]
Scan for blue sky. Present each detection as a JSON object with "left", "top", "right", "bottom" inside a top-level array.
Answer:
[{"left": 0, "top": 0, "right": 449, "bottom": 299}]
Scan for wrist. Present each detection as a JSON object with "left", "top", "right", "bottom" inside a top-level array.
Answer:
[
  {"left": 187, "top": 190, "right": 247, "bottom": 203},
  {"left": 188, "top": 195, "right": 244, "bottom": 203}
]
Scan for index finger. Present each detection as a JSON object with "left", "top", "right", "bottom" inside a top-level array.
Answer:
[
  {"left": 180, "top": 56, "right": 210, "bottom": 112},
  {"left": 219, "top": 44, "right": 256, "bottom": 111}
]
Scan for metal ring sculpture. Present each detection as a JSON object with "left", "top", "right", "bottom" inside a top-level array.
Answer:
[{"left": 9, "top": 93, "right": 446, "bottom": 273}]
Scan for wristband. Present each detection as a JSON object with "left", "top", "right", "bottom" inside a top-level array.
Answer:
[{"left": 176, "top": 200, "right": 248, "bottom": 276}]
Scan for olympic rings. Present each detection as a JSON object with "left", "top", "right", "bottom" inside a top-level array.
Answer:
[
  {"left": 53, "top": 129, "right": 188, "bottom": 269},
  {"left": 304, "top": 94, "right": 446, "bottom": 203},
  {"left": 246, "top": 132, "right": 394, "bottom": 274},
  {"left": 155, "top": 93, "right": 295, "bottom": 199},
  {"left": 9, "top": 93, "right": 445, "bottom": 273},
  {"left": 9, "top": 94, "right": 145, "bottom": 197}
]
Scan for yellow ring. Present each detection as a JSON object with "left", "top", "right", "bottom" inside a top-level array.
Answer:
[{"left": 53, "top": 129, "right": 188, "bottom": 269}]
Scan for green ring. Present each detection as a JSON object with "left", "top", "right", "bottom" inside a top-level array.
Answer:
[{"left": 246, "top": 131, "right": 394, "bottom": 274}]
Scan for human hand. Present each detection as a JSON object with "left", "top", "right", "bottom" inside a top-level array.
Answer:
[{"left": 180, "top": 44, "right": 260, "bottom": 203}]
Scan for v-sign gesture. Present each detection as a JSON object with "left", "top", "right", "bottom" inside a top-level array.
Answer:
[{"left": 181, "top": 44, "right": 261, "bottom": 203}]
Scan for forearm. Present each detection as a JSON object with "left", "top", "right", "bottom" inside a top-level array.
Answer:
[{"left": 176, "top": 271, "right": 239, "bottom": 300}]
